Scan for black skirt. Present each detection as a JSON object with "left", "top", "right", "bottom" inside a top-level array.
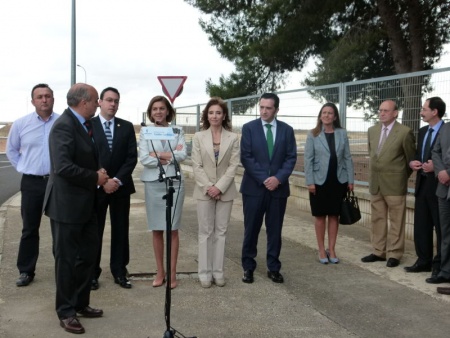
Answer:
[{"left": 309, "top": 179, "right": 347, "bottom": 216}]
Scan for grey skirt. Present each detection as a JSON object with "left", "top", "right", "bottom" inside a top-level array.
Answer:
[{"left": 144, "top": 180, "right": 185, "bottom": 231}]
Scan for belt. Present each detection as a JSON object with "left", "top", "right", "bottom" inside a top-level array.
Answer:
[{"left": 24, "top": 174, "right": 50, "bottom": 179}]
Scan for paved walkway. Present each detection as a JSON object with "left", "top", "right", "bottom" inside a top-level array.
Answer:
[{"left": 0, "top": 163, "right": 449, "bottom": 337}]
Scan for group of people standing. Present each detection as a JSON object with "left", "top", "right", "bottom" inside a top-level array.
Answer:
[{"left": 6, "top": 83, "right": 450, "bottom": 334}]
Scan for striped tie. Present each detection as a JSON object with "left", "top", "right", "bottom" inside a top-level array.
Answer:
[{"left": 104, "top": 121, "right": 113, "bottom": 151}]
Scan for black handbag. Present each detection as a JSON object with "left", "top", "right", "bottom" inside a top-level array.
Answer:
[{"left": 339, "top": 190, "right": 361, "bottom": 225}]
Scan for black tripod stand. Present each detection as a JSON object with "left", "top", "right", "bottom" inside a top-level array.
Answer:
[{"left": 161, "top": 177, "right": 196, "bottom": 338}]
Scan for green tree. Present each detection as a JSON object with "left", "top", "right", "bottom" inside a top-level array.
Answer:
[{"left": 186, "top": 0, "right": 450, "bottom": 129}]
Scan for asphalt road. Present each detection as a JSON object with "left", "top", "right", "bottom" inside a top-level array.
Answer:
[{"left": 0, "top": 154, "right": 21, "bottom": 205}]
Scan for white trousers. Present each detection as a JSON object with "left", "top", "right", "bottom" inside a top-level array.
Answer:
[{"left": 197, "top": 199, "right": 233, "bottom": 282}]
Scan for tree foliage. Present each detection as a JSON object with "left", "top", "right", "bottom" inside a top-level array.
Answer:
[{"left": 186, "top": 0, "right": 450, "bottom": 127}]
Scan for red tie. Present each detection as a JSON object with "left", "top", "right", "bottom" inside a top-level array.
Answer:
[{"left": 83, "top": 120, "right": 93, "bottom": 138}]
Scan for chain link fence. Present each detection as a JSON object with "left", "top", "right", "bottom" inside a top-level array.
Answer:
[{"left": 175, "top": 67, "right": 450, "bottom": 190}]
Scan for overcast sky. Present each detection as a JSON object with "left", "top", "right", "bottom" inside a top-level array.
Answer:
[
  {"left": 1, "top": 0, "right": 449, "bottom": 125},
  {"left": 0, "top": 0, "right": 240, "bottom": 124}
]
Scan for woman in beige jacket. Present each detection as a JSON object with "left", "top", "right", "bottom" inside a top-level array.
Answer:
[{"left": 192, "top": 97, "right": 240, "bottom": 288}]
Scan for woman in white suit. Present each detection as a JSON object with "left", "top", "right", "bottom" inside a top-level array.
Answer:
[
  {"left": 192, "top": 97, "right": 240, "bottom": 288},
  {"left": 304, "top": 103, "right": 354, "bottom": 264},
  {"left": 139, "top": 96, "right": 187, "bottom": 289}
]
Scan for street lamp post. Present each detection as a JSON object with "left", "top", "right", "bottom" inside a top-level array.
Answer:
[{"left": 77, "top": 64, "right": 87, "bottom": 83}]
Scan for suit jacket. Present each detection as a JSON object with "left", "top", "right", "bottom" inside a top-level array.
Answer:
[
  {"left": 43, "top": 109, "right": 99, "bottom": 223},
  {"left": 414, "top": 123, "right": 444, "bottom": 196},
  {"left": 432, "top": 122, "right": 450, "bottom": 199},
  {"left": 239, "top": 118, "right": 297, "bottom": 198},
  {"left": 139, "top": 125, "right": 187, "bottom": 181},
  {"left": 304, "top": 128, "right": 354, "bottom": 186},
  {"left": 368, "top": 121, "right": 416, "bottom": 195},
  {"left": 191, "top": 128, "right": 240, "bottom": 201},
  {"left": 91, "top": 116, "right": 137, "bottom": 196}
]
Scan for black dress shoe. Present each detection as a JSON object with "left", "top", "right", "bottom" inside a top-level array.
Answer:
[
  {"left": 115, "top": 276, "right": 132, "bottom": 289},
  {"left": 60, "top": 316, "right": 85, "bottom": 334},
  {"left": 426, "top": 275, "right": 450, "bottom": 284},
  {"left": 16, "top": 273, "right": 34, "bottom": 287},
  {"left": 267, "top": 271, "right": 284, "bottom": 283},
  {"left": 242, "top": 270, "right": 254, "bottom": 284},
  {"left": 361, "top": 254, "right": 386, "bottom": 263},
  {"left": 431, "top": 267, "right": 440, "bottom": 278},
  {"left": 91, "top": 279, "right": 99, "bottom": 290},
  {"left": 404, "top": 262, "right": 431, "bottom": 273},
  {"left": 386, "top": 258, "right": 400, "bottom": 268},
  {"left": 77, "top": 305, "right": 104, "bottom": 318}
]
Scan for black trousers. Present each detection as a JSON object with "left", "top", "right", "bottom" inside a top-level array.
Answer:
[
  {"left": 51, "top": 214, "right": 99, "bottom": 319},
  {"left": 413, "top": 175, "right": 441, "bottom": 269},
  {"left": 17, "top": 175, "right": 48, "bottom": 276},
  {"left": 93, "top": 191, "right": 131, "bottom": 279}
]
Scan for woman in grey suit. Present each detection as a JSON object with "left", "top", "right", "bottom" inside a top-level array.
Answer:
[
  {"left": 304, "top": 103, "right": 354, "bottom": 264},
  {"left": 139, "top": 96, "right": 187, "bottom": 289},
  {"left": 192, "top": 97, "right": 240, "bottom": 288}
]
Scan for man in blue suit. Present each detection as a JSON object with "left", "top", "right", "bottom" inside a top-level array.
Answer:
[{"left": 240, "top": 93, "right": 297, "bottom": 284}]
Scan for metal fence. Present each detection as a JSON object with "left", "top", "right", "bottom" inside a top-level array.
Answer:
[{"left": 175, "top": 67, "right": 450, "bottom": 189}]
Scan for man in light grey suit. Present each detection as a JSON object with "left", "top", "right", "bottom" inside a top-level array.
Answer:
[
  {"left": 361, "top": 100, "right": 415, "bottom": 268},
  {"left": 429, "top": 98, "right": 450, "bottom": 289}
]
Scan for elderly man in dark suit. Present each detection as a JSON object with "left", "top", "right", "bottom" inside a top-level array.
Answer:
[
  {"left": 44, "top": 83, "right": 109, "bottom": 334},
  {"left": 405, "top": 97, "right": 445, "bottom": 277},
  {"left": 361, "top": 100, "right": 416, "bottom": 268},
  {"left": 430, "top": 98, "right": 450, "bottom": 292},
  {"left": 240, "top": 92, "right": 297, "bottom": 284},
  {"left": 90, "top": 87, "right": 137, "bottom": 290}
]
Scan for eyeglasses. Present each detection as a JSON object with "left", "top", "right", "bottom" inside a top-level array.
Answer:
[
  {"left": 377, "top": 109, "right": 394, "bottom": 113},
  {"left": 103, "top": 98, "right": 120, "bottom": 104},
  {"left": 420, "top": 108, "right": 431, "bottom": 112}
]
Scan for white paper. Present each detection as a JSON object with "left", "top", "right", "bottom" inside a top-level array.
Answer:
[{"left": 141, "top": 127, "right": 176, "bottom": 140}]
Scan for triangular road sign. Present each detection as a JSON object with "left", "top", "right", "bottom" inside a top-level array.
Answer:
[{"left": 157, "top": 76, "right": 187, "bottom": 104}]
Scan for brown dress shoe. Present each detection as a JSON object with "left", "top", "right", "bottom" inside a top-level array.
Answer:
[
  {"left": 437, "top": 287, "right": 450, "bottom": 295},
  {"left": 77, "top": 306, "right": 103, "bottom": 318},
  {"left": 60, "top": 316, "right": 85, "bottom": 334}
]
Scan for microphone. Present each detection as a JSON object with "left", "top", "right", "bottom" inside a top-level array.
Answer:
[{"left": 150, "top": 140, "right": 166, "bottom": 182}]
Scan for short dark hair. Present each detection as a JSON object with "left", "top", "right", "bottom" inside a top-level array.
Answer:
[
  {"left": 200, "top": 97, "right": 231, "bottom": 131},
  {"left": 100, "top": 87, "right": 120, "bottom": 100},
  {"left": 427, "top": 96, "right": 446, "bottom": 118},
  {"left": 260, "top": 93, "right": 280, "bottom": 109},
  {"left": 147, "top": 96, "right": 176, "bottom": 123},
  {"left": 31, "top": 83, "right": 53, "bottom": 99}
]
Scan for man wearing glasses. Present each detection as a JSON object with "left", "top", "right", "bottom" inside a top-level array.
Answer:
[
  {"left": 405, "top": 97, "right": 445, "bottom": 280},
  {"left": 90, "top": 87, "right": 137, "bottom": 290},
  {"left": 361, "top": 100, "right": 415, "bottom": 268}
]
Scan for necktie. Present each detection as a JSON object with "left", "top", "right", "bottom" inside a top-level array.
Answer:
[
  {"left": 422, "top": 127, "right": 434, "bottom": 162},
  {"left": 377, "top": 127, "right": 388, "bottom": 154},
  {"left": 83, "top": 120, "right": 93, "bottom": 138},
  {"left": 104, "top": 121, "right": 113, "bottom": 151},
  {"left": 265, "top": 124, "right": 273, "bottom": 159}
]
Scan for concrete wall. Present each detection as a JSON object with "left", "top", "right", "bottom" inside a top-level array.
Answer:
[{"left": 181, "top": 160, "right": 416, "bottom": 241}]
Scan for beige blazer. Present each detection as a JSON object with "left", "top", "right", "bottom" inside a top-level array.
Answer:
[
  {"left": 368, "top": 121, "right": 415, "bottom": 195},
  {"left": 192, "top": 128, "right": 240, "bottom": 201}
]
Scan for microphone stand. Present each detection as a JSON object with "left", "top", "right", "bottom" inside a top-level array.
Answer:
[{"left": 150, "top": 139, "right": 195, "bottom": 338}]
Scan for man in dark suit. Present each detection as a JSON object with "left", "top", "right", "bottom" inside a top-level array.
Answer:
[
  {"left": 405, "top": 97, "right": 445, "bottom": 276},
  {"left": 361, "top": 100, "right": 415, "bottom": 268},
  {"left": 240, "top": 93, "right": 297, "bottom": 284},
  {"left": 429, "top": 98, "right": 450, "bottom": 289},
  {"left": 90, "top": 87, "right": 137, "bottom": 290},
  {"left": 44, "top": 83, "right": 109, "bottom": 334}
]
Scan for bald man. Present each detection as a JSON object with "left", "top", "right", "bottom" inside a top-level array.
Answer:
[{"left": 44, "top": 83, "right": 109, "bottom": 334}]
